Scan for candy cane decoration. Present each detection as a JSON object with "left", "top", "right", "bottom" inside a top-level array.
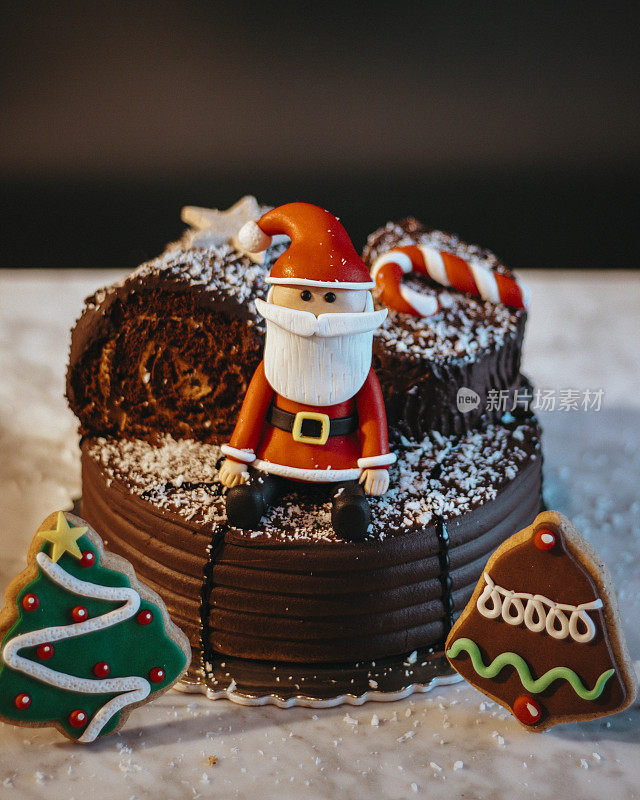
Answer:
[{"left": 371, "top": 245, "right": 529, "bottom": 316}]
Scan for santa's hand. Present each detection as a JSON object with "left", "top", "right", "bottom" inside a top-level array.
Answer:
[
  {"left": 359, "top": 468, "right": 390, "bottom": 496},
  {"left": 218, "top": 458, "right": 250, "bottom": 488}
]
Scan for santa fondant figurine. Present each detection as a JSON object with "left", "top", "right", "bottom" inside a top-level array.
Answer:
[{"left": 218, "top": 202, "right": 396, "bottom": 540}]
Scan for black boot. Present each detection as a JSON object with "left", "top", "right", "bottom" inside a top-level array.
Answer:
[
  {"left": 330, "top": 481, "right": 371, "bottom": 541},
  {"left": 225, "top": 470, "right": 284, "bottom": 529},
  {"left": 225, "top": 484, "right": 266, "bottom": 529}
]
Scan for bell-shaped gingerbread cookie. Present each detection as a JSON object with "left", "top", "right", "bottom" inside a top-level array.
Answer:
[{"left": 446, "top": 510, "right": 637, "bottom": 731}]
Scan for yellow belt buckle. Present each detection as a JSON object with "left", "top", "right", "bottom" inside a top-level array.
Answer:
[{"left": 291, "top": 411, "right": 330, "bottom": 445}]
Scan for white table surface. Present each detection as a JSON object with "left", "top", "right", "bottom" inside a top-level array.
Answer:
[{"left": 0, "top": 269, "right": 639, "bottom": 800}]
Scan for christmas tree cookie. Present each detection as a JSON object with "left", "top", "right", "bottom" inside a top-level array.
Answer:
[
  {"left": 446, "top": 510, "right": 637, "bottom": 731},
  {"left": 0, "top": 511, "right": 191, "bottom": 742}
]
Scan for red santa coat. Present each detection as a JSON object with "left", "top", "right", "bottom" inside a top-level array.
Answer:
[{"left": 221, "top": 360, "right": 395, "bottom": 482}]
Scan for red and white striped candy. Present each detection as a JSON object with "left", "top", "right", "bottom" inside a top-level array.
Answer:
[{"left": 371, "top": 245, "right": 529, "bottom": 317}]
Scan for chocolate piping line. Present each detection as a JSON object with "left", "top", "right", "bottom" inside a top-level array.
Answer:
[{"left": 199, "top": 523, "right": 228, "bottom": 683}]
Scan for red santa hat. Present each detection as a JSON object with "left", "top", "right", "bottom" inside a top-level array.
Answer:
[{"left": 237, "top": 202, "right": 375, "bottom": 290}]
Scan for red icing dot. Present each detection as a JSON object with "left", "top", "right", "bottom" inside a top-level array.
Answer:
[
  {"left": 37, "top": 643, "right": 54, "bottom": 660},
  {"left": 71, "top": 606, "right": 88, "bottom": 622},
  {"left": 137, "top": 610, "right": 153, "bottom": 626},
  {"left": 534, "top": 528, "right": 556, "bottom": 551},
  {"left": 93, "top": 661, "right": 110, "bottom": 677},
  {"left": 14, "top": 693, "right": 31, "bottom": 709},
  {"left": 21, "top": 593, "right": 39, "bottom": 611},
  {"left": 69, "top": 709, "right": 87, "bottom": 728},
  {"left": 80, "top": 550, "right": 96, "bottom": 567},
  {"left": 149, "top": 667, "right": 165, "bottom": 683},
  {"left": 513, "top": 695, "right": 543, "bottom": 725}
]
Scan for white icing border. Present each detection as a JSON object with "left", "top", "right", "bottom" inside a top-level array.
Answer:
[
  {"left": 220, "top": 444, "right": 255, "bottom": 463},
  {"left": 264, "top": 277, "right": 376, "bottom": 290},
  {"left": 174, "top": 672, "right": 463, "bottom": 707},
  {"left": 2, "top": 553, "right": 151, "bottom": 743},
  {"left": 357, "top": 453, "right": 397, "bottom": 469}
]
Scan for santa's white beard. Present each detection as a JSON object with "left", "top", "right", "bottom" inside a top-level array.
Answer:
[{"left": 257, "top": 296, "right": 386, "bottom": 406}]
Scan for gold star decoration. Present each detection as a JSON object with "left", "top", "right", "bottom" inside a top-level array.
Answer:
[{"left": 38, "top": 512, "right": 87, "bottom": 562}]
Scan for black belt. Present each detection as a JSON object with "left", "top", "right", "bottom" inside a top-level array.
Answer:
[{"left": 267, "top": 404, "right": 358, "bottom": 444}]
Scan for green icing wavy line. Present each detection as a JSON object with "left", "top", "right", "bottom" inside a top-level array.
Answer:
[{"left": 446, "top": 637, "right": 615, "bottom": 701}]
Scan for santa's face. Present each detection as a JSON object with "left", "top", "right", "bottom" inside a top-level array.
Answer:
[
  {"left": 255, "top": 285, "right": 387, "bottom": 407},
  {"left": 270, "top": 285, "right": 368, "bottom": 315}
]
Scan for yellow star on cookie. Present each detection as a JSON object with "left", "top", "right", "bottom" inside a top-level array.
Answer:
[{"left": 38, "top": 512, "right": 87, "bottom": 562}]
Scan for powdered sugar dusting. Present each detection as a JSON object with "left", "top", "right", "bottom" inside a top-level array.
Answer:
[
  {"left": 376, "top": 286, "right": 520, "bottom": 361},
  {"left": 363, "top": 218, "right": 512, "bottom": 276},
  {"left": 85, "top": 245, "right": 270, "bottom": 318}
]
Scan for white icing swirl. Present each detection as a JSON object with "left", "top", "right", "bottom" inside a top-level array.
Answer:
[{"left": 2, "top": 552, "right": 151, "bottom": 743}]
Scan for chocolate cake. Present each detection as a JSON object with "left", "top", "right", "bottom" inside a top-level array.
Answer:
[
  {"left": 80, "top": 415, "right": 541, "bottom": 699},
  {"left": 67, "top": 202, "right": 544, "bottom": 703}
]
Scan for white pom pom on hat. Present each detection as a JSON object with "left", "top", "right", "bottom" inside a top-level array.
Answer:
[{"left": 237, "top": 220, "right": 273, "bottom": 253}]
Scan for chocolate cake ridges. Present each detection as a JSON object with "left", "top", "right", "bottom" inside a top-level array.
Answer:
[{"left": 80, "top": 413, "right": 542, "bottom": 698}]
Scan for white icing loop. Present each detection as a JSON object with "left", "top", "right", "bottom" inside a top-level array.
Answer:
[
  {"left": 500, "top": 592, "right": 525, "bottom": 626},
  {"left": 476, "top": 572, "right": 602, "bottom": 643},
  {"left": 2, "top": 553, "right": 151, "bottom": 742}
]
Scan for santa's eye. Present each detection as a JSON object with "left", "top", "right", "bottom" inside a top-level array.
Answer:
[
  {"left": 323, "top": 292, "right": 336, "bottom": 303},
  {"left": 300, "top": 290, "right": 312, "bottom": 301}
]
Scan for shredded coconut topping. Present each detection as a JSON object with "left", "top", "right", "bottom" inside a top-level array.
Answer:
[
  {"left": 83, "top": 226, "right": 520, "bottom": 366},
  {"left": 87, "top": 417, "right": 539, "bottom": 544},
  {"left": 363, "top": 218, "right": 512, "bottom": 277},
  {"left": 376, "top": 285, "right": 520, "bottom": 362}
]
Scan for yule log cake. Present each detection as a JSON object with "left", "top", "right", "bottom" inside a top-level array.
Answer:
[
  {"left": 364, "top": 217, "right": 528, "bottom": 439},
  {"left": 67, "top": 202, "right": 543, "bottom": 702}
]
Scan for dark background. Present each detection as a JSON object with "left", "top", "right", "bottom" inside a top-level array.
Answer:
[{"left": 1, "top": 1, "right": 638, "bottom": 269}]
